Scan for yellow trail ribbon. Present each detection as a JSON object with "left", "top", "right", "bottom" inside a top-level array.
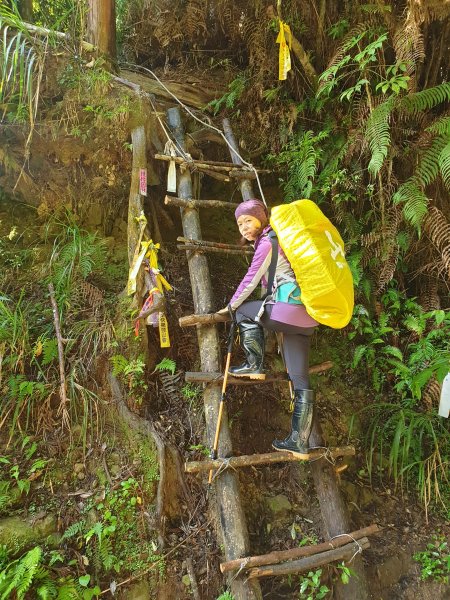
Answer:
[
  {"left": 158, "top": 313, "right": 171, "bottom": 348},
  {"left": 276, "top": 20, "right": 292, "bottom": 81}
]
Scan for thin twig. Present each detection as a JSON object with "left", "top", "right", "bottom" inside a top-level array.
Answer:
[{"left": 48, "top": 283, "right": 69, "bottom": 428}]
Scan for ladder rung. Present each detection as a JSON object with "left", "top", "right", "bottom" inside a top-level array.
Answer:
[
  {"left": 165, "top": 195, "right": 239, "bottom": 209},
  {"left": 247, "top": 538, "right": 370, "bottom": 579},
  {"left": 185, "top": 446, "right": 355, "bottom": 474},
  {"left": 220, "top": 524, "right": 380, "bottom": 573},
  {"left": 185, "top": 362, "right": 333, "bottom": 384}
]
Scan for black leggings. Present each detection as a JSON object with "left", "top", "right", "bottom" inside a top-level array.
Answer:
[{"left": 235, "top": 301, "right": 315, "bottom": 390}]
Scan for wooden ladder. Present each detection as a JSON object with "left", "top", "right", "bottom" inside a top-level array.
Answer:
[{"left": 159, "top": 108, "right": 374, "bottom": 600}]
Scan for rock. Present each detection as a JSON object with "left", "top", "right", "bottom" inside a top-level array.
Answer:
[
  {"left": 0, "top": 514, "right": 57, "bottom": 555},
  {"left": 266, "top": 494, "right": 292, "bottom": 516},
  {"left": 182, "top": 574, "right": 191, "bottom": 587},
  {"left": 84, "top": 204, "right": 103, "bottom": 227},
  {"left": 122, "top": 580, "right": 153, "bottom": 599},
  {"left": 74, "top": 462, "right": 84, "bottom": 474}
]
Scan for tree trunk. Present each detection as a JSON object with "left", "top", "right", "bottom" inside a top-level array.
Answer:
[
  {"left": 87, "top": 0, "right": 116, "bottom": 63},
  {"left": 19, "top": 0, "right": 33, "bottom": 22},
  {"left": 167, "top": 107, "right": 262, "bottom": 600}
]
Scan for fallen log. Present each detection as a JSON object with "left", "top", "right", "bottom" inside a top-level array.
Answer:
[
  {"left": 247, "top": 538, "right": 371, "bottom": 579},
  {"left": 220, "top": 524, "right": 380, "bottom": 573},
  {"left": 186, "top": 445, "right": 355, "bottom": 474},
  {"left": 165, "top": 195, "right": 239, "bottom": 209}
]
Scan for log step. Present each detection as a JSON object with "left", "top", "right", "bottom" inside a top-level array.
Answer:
[
  {"left": 248, "top": 537, "right": 371, "bottom": 579},
  {"left": 165, "top": 195, "right": 239, "bottom": 209},
  {"left": 185, "top": 445, "right": 355, "bottom": 474},
  {"left": 220, "top": 524, "right": 380, "bottom": 573},
  {"left": 155, "top": 154, "right": 270, "bottom": 175},
  {"left": 185, "top": 361, "right": 333, "bottom": 384}
]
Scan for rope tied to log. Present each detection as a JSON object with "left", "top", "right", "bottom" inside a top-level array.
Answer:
[
  {"left": 328, "top": 533, "right": 363, "bottom": 564},
  {"left": 306, "top": 446, "right": 336, "bottom": 465},
  {"left": 210, "top": 457, "right": 237, "bottom": 480},
  {"left": 230, "top": 557, "right": 251, "bottom": 583}
]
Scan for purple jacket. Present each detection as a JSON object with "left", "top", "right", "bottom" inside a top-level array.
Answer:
[{"left": 229, "top": 226, "right": 318, "bottom": 328}]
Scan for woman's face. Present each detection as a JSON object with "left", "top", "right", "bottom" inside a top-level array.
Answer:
[{"left": 237, "top": 214, "right": 262, "bottom": 241}]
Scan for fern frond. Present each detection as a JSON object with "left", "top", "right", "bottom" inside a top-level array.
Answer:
[
  {"left": 438, "top": 140, "right": 450, "bottom": 190},
  {"left": 365, "top": 98, "right": 394, "bottom": 176},
  {"left": 414, "top": 135, "right": 448, "bottom": 187},
  {"left": 426, "top": 115, "right": 450, "bottom": 136},
  {"left": 400, "top": 82, "right": 450, "bottom": 113},
  {"left": 0, "top": 546, "right": 42, "bottom": 599},
  {"left": 61, "top": 520, "right": 85, "bottom": 541},
  {"left": 393, "top": 182, "right": 428, "bottom": 229}
]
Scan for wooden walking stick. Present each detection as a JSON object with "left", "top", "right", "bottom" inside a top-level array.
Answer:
[{"left": 208, "top": 317, "right": 236, "bottom": 484}]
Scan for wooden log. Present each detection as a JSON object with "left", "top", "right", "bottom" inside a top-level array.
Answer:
[
  {"left": 87, "top": 0, "right": 117, "bottom": 62},
  {"left": 177, "top": 237, "right": 250, "bottom": 251},
  {"left": 220, "top": 524, "right": 380, "bottom": 573},
  {"left": 120, "top": 69, "right": 225, "bottom": 108},
  {"left": 165, "top": 195, "right": 239, "bottom": 209},
  {"left": 21, "top": 22, "right": 95, "bottom": 51},
  {"left": 247, "top": 538, "right": 371, "bottom": 579},
  {"left": 185, "top": 446, "right": 355, "bottom": 474},
  {"left": 223, "top": 118, "right": 255, "bottom": 200},
  {"left": 167, "top": 108, "right": 262, "bottom": 600},
  {"left": 155, "top": 154, "right": 269, "bottom": 174},
  {"left": 198, "top": 169, "right": 230, "bottom": 182},
  {"left": 180, "top": 312, "right": 231, "bottom": 327},
  {"left": 185, "top": 362, "right": 333, "bottom": 385},
  {"left": 309, "top": 419, "right": 370, "bottom": 599},
  {"left": 177, "top": 244, "right": 251, "bottom": 255}
]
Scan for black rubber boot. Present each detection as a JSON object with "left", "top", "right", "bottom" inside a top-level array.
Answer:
[
  {"left": 229, "top": 319, "right": 265, "bottom": 380},
  {"left": 272, "top": 389, "right": 314, "bottom": 456}
]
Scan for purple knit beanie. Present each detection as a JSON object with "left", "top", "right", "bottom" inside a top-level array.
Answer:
[{"left": 234, "top": 199, "right": 268, "bottom": 225}]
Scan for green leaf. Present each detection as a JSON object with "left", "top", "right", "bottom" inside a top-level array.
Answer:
[{"left": 79, "top": 574, "right": 91, "bottom": 587}]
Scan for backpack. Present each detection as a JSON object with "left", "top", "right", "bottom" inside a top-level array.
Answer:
[{"left": 269, "top": 199, "right": 354, "bottom": 329}]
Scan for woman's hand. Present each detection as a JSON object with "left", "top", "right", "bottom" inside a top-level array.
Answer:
[{"left": 216, "top": 307, "right": 229, "bottom": 315}]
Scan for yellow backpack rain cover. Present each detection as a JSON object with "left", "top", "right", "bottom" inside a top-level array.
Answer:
[{"left": 270, "top": 199, "right": 354, "bottom": 329}]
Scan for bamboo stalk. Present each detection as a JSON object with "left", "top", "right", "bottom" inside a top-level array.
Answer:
[
  {"left": 220, "top": 525, "right": 380, "bottom": 573},
  {"left": 48, "top": 283, "right": 69, "bottom": 427},
  {"left": 165, "top": 195, "right": 239, "bottom": 209},
  {"left": 247, "top": 538, "right": 371, "bottom": 579},
  {"left": 186, "top": 445, "right": 355, "bottom": 474}
]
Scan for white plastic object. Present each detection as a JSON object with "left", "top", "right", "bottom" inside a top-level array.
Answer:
[{"left": 438, "top": 373, "right": 450, "bottom": 418}]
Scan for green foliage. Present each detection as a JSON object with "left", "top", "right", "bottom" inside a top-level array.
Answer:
[
  {"left": 0, "top": 4, "right": 37, "bottom": 123},
  {"left": 269, "top": 130, "right": 329, "bottom": 200},
  {"left": 399, "top": 82, "right": 450, "bottom": 114},
  {"left": 365, "top": 97, "right": 394, "bottom": 176},
  {"left": 111, "top": 354, "right": 148, "bottom": 404},
  {"left": 216, "top": 591, "right": 235, "bottom": 600},
  {"left": 206, "top": 74, "right": 247, "bottom": 115},
  {"left": 154, "top": 357, "right": 176, "bottom": 375},
  {"left": 349, "top": 288, "right": 450, "bottom": 399},
  {"left": 49, "top": 214, "right": 107, "bottom": 299},
  {"left": 298, "top": 568, "right": 330, "bottom": 599},
  {"left": 413, "top": 538, "right": 450, "bottom": 583}
]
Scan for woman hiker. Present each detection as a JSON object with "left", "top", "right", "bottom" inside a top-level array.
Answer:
[{"left": 217, "top": 198, "right": 319, "bottom": 457}]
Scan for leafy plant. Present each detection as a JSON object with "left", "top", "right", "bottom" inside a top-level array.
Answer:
[
  {"left": 206, "top": 74, "right": 247, "bottom": 115},
  {"left": 298, "top": 568, "right": 329, "bottom": 600},
  {"left": 413, "top": 537, "right": 450, "bottom": 583},
  {"left": 154, "top": 357, "right": 176, "bottom": 375}
]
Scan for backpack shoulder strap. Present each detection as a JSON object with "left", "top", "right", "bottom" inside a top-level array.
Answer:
[{"left": 263, "top": 230, "right": 278, "bottom": 299}]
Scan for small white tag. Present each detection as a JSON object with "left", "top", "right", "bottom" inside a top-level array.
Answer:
[
  {"left": 438, "top": 373, "right": 450, "bottom": 418},
  {"left": 167, "top": 160, "right": 177, "bottom": 192}
]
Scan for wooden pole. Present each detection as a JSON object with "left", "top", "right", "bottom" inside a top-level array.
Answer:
[
  {"left": 220, "top": 525, "right": 380, "bottom": 573},
  {"left": 155, "top": 154, "right": 270, "bottom": 174},
  {"left": 165, "top": 195, "right": 239, "bottom": 209},
  {"left": 222, "top": 118, "right": 255, "bottom": 200},
  {"left": 247, "top": 538, "right": 371, "bottom": 579},
  {"left": 166, "top": 108, "right": 262, "bottom": 600},
  {"left": 308, "top": 420, "right": 371, "bottom": 599},
  {"left": 87, "top": 0, "right": 117, "bottom": 62},
  {"left": 186, "top": 445, "right": 355, "bottom": 474}
]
